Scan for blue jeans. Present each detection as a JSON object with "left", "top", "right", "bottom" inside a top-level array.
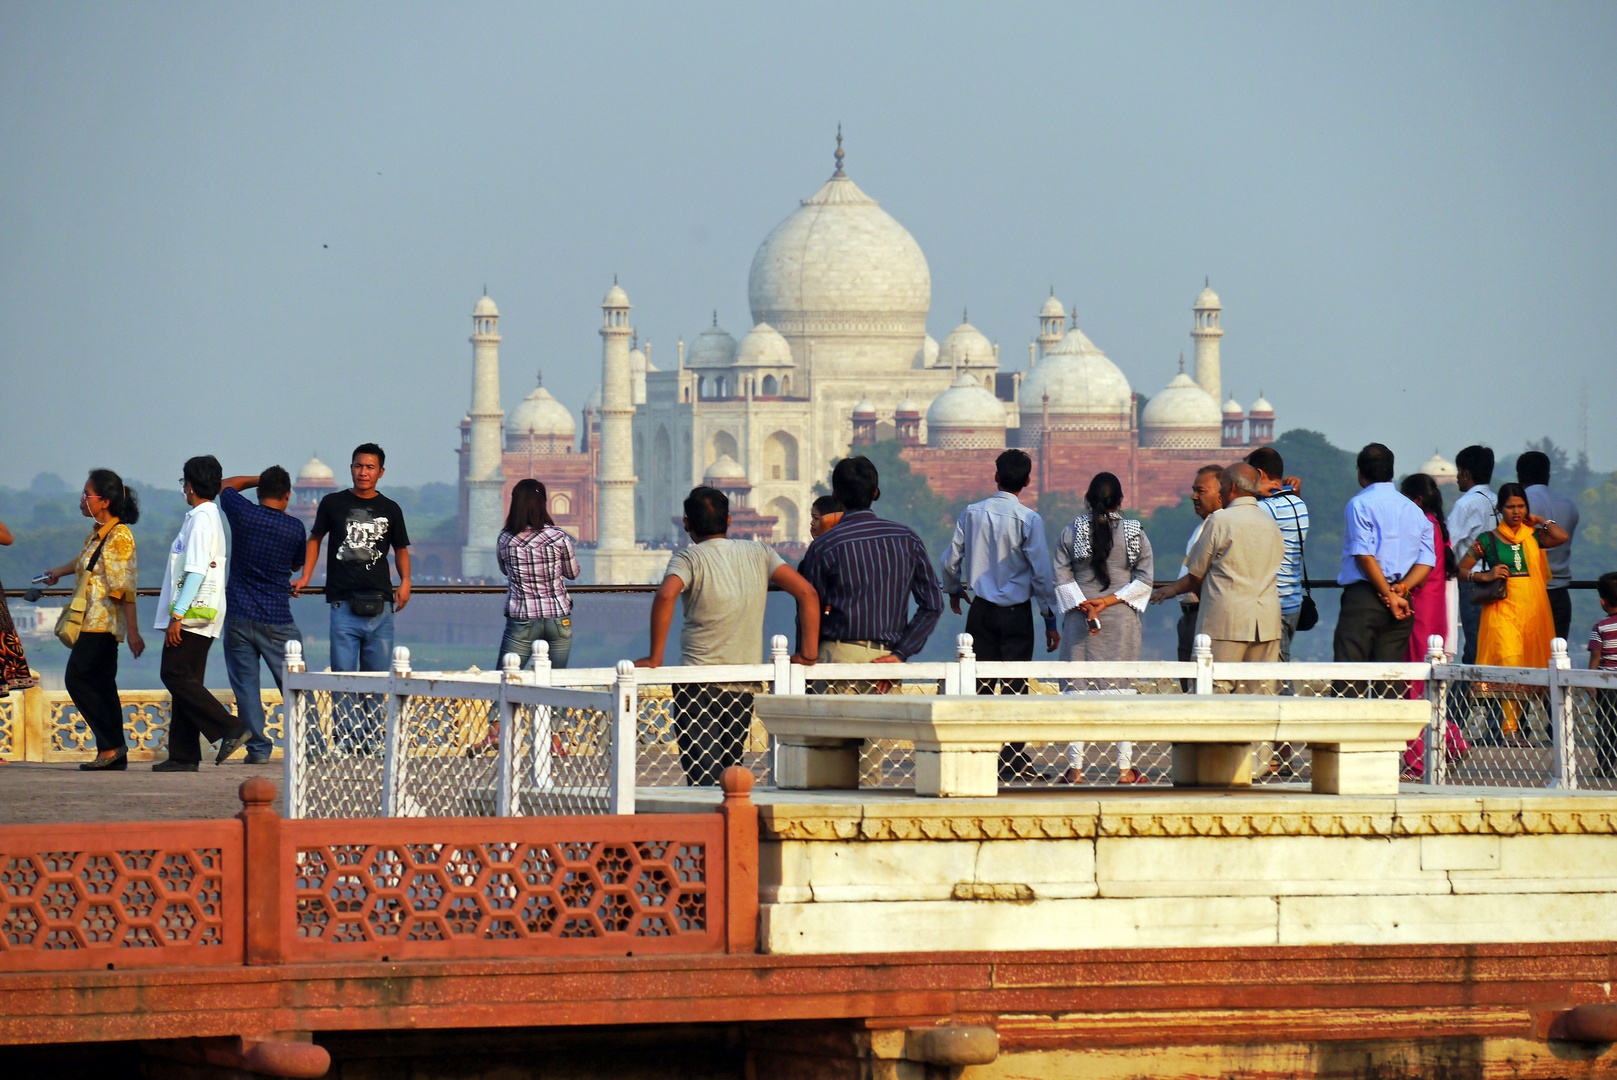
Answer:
[
  {"left": 330, "top": 600, "right": 394, "bottom": 751},
  {"left": 497, "top": 615, "right": 572, "bottom": 671},
  {"left": 223, "top": 616, "right": 303, "bottom": 757}
]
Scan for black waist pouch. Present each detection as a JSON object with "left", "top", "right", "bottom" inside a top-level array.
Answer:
[{"left": 349, "top": 591, "right": 388, "bottom": 617}]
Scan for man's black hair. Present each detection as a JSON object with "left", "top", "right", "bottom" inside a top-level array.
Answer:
[
  {"left": 183, "top": 455, "right": 223, "bottom": 500},
  {"left": 1517, "top": 450, "right": 1552, "bottom": 488},
  {"left": 1598, "top": 571, "right": 1617, "bottom": 608},
  {"left": 684, "top": 486, "right": 729, "bottom": 538},
  {"left": 811, "top": 494, "right": 843, "bottom": 515},
  {"left": 831, "top": 456, "right": 879, "bottom": 511},
  {"left": 259, "top": 465, "right": 292, "bottom": 500},
  {"left": 1357, "top": 443, "right": 1395, "bottom": 485},
  {"left": 995, "top": 449, "right": 1033, "bottom": 493},
  {"left": 1246, "top": 446, "right": 1284, "bottom": 481},
  {"left": 352, "top": 442, "right": 386, "bottom": 467},
  {"left": 1455, "top": 444, "right": 1493, "bottom": 484}
]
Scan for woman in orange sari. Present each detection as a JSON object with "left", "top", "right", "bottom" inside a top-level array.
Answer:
[{"left": 1457, "top": 483, "right": 1568, "bottom": 745}]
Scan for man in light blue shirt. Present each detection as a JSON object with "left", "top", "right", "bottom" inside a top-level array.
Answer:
[
  {"left": 1447, "top": 445, "right": 1497, "bottom": 666},
  {"left": 939, "top": 449, "right": 1058, "bottom": 780},
  {"left": 1334, "top": 443, "right": 1435, "bottom": 663}
]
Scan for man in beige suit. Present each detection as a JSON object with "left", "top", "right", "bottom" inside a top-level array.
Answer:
[{"left": 1183, "top": 463, "right": 1284, "bottom": 682}]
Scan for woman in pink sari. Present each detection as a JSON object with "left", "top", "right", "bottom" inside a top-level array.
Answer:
[{"left": 1399, "top": 473, "right": 1467, "bottom": 778}]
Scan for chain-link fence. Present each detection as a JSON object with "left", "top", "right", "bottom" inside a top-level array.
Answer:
[
  {"left": 1570, "top": 681, "right": 1617, "bottom": 790},
  {"left": 285, "top": 686, "right": 386, "bottom": 819}
]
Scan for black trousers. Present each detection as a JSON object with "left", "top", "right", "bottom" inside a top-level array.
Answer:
[
  {"left": 1333, "top": 581, "right": 1415, "bottom": 692},
  {"left": 1549, "top": 588, "right": 1572, "bottom": 643},
  {"left": 65, "top": 631, "right": 124, "bottom": 753},
  {"left": 965, "top": 599, "right": 1034, "bottom": 775},
  {"left": 672, "top": 682, "right": 753, "bottom": 787},
  {"left": 161, "top": 631, "right": 240, "bottom": 762}
]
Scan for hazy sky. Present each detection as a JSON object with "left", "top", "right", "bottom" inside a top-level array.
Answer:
[{"left": 3, "top": 2, "right": 1614, "bottom": 491}]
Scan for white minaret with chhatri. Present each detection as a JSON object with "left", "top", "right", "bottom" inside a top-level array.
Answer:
[
  {"left": 462, "top": 292, "right": 505, "bottom": 578},
  {"left": 1191, "top": 280, "right": 1223, "bottom": 405}
]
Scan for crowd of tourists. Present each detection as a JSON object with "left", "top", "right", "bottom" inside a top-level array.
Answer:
[{"left": 2, "top": 439, "right": 1615, "bottom": 781}]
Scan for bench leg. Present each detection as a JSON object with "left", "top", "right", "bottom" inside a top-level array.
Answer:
[
  {"left": 1310, "top": 746, "right": 1401, "bottom": 795},
  {"left": 914, "top": 749, "right": 998, "bottom": 797},
  {"left": 775, "top": 739, "right": 861, "bottom": 790},
  {"left": 1171, "top": 743, "right": 1254, "bottom": 788}
]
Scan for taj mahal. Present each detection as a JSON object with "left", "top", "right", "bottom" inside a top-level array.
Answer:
[{"left": 439, "top": 135, "right": 1280, "bottom": 584}]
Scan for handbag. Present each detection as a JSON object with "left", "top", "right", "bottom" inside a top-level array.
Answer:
[
  {"left": 54, "top": 528, "right": 114, "bottom": 648},
  {"left": 1287, "top": 498, "right": 1318, "bottom": 632},
  {"left": 1467, "top": 532, "right": 1508, "bottom": 606},
  {"left": 348, "top": 591, "right": 388, "bottom": 617}
]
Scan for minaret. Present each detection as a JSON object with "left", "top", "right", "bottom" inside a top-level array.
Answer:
[
  {"left": 596, "top": 280, "right": 636, "bottom": 552},
  {"left": 462, "top": 292, "right": 505, "bottom": 578},
  {"left": 1038, "top": 289, "right": 1065, "bottom": 358},
  {"left": 1191, "top": 280, "right": 1223, "bottom": 405}
]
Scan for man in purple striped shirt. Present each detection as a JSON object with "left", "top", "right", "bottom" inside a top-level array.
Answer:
[{"left": 797, "top": 456, "right": 943, "bottom": 665}]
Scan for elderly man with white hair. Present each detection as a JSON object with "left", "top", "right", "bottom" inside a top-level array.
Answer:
[{"left": 1182, "top": 462, "right": 1285, "bottom": 669}]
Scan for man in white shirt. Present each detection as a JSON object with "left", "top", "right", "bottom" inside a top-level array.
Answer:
[
  {"left": 1447, "top": 445, "right": 1498, "bottom": 666},
  {"left": 1518, "top": 450, "right": 1581, "bottom": 641},
  {"left": 154, "top": 455, "right": 252, "bottom": 771}
]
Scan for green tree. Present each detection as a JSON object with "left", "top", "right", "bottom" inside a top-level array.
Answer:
[{"left": 853, "top": 441, "right": 984, "bottom": 559}]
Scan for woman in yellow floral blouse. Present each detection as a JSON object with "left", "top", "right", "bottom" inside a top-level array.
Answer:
[{"left": 41, "top": 469, "right": 145, "bottom": 770}]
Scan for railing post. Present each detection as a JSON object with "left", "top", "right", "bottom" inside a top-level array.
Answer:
[
  {"left": 529, "top": 642, "right": 553, "bottom": 794},
  {"left": 237, "top": 777, "right": 283, "bottom": 965},
  {"left": 382, "top": 646, "right": 410, "bottom": 817},
  {"left": 282, "top": 641, "right": 305, "bottom": 820},
  {"left": 20, "top": 675, "right": 47, "bottom": 762},
  {"left": 769, "top": 634, "right": 791, "bottom": 696},
  {"left": 720, "top": 766, "right": 758, "bottom": 954},
  {"left": 497, "top": 654, "right": 520, "bottom": 817},
  {"left": 1550, "top": 638, "right": 1576, "bottom": 790},
  {"left": 1193, "top": 634, "right": 1214, "bottom": 695},
  {"left": 609, "top": 660, "right": 637, "bottom": 815},
  {"left": 948, "top": 633, "right": 975, "bottom": 695},
  {"left": 1424, "top": 635, "right": 1447, "bottom": 785}
]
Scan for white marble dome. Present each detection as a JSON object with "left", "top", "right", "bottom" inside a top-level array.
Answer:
[
  {"left": 473, "top": 294, "right": 498, "bottom": 317},
  {"left": 926, "top": 373, "right": 1007, "bottom": 450},
  {"left": 735, "top": 321, "right": 794, "bottom": 367},
  {"left": 937, "top": 318, "right": 995, "bottom": 369},
  {"left": 603, "top": 283, "right": 630, "bottom": 308},
  {"left": 507, "top": 376, "right": 576, "bottom": 444},
  {"left": 703, "top": 454, "right": 748, "bottom": 483},
  {"left": 1139, "top": 373, "right": 1222, "bottom": 449},
  {"left": 747, "top": 170, "right": 930, "bottom": 338},
  {"left": 911, "top": 334, "right": 939, "bottom": 369},
  {"left": 1018, "top": 326, "right": 1132, "bottom": 425},
  {"left": 1040, "top": 293, "right": 1066, "bottom": 319},
  {"left": 1421, "top": 452, "right": 1459, "bottom": 486},
  {"left": 895, "top": 395, "right": 920, "bottom": 417},
  {"left": 688, "top": 321, "right": 738, "bottom": 368},
  {"left": 1223, "top": 396, "right": 1245, "bottom": 417},
  {"left": 297, "top": 455, "right": 335, "bottom": 483},
  {"left": 629, "top": 347, "right": 647, "bottom": 373},
  {"left": 852, "top": 397, "right": 877, "bottom": 418},
  {"left": 1249, "top": 394, "right": 1274, "bottom": 416},
  {"left": 1195, "top": 286, "right": 1221, "bottom": 310}
]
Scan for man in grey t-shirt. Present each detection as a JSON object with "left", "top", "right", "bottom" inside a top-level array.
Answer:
[{"left": 637, "top": 487, "right": 820, "bottom": 785}]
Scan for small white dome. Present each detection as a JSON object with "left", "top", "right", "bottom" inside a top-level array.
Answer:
[
  {"left": 298, "top": 455, "right": 335, "bottom": 482},
  {"left": 1421, "top": 452, "right": 1459, "bottom": 485},
  {"left": 688, "top": 321, "right": 738, "bottom": 367},
  {"left": 1223, "top": 396, "right": 1244, "bottom": 417},
  {"left": 852, "top": 398, "right": 877, "bottom": 418},
  {"left": 1040, "top": 294, "right": 1066, "bottom": 319},
  {"left": 1141, "top": 373, "right": 1223, "bottom": 430},
  {"left": 895, "top": 396, "right": 920, "bottom": 416},
  {"left": 629, "top": 347, "right": 647, "bottom": 373},
  {"left": 1249, "top": 395, "right": 1274, "bottom": 416},
  {"left": 1195, "top": 286, "right": 1222, "bottom": 310},
  {"left": 603, "top": 283, "right": 630, "bottom": 308},
  {"left": 926, "top": 372, "right": 1007, "bottom": 428},
  {"left": 703, "top": 454, "right": 748, "bottom": 483},
  {"left": 507, "top": 376, "right": 577, "bottom": 443},
  {"left": 911, "top": 334, "right": 939, "bottom": 369},
  {"left": 937, "top": 318, "right": 995, "bottom": 369},
  {"left": 473, "top": 294, "right": 498, "bottom": 316},
  {"left": 1018, "top": 325, "right": 1132, "bottom": 421},
  {"left": 735, "top": 321, "right": 794, "bottom": 367}
]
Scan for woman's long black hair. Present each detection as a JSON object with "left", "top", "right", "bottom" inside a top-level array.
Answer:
[
  {"left": 1399, "top": 472, "right": 1455, "bottom": 578},
  {"left": 504, "top": 478, "right": 555, "bottom": 533},
  {"left": 1085, "top": 471, "right": 1124, "bottom": 589},
  {"left": 87, "top": 468, "right": 140, "bottom": 525}
]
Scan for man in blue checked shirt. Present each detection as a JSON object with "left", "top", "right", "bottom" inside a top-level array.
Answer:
[
  {"left": 218, "top": 467, "right": 307, "bottom": 764},
  {"left": 1247, "top": 447, "right": 1309, "bottom": 662}
]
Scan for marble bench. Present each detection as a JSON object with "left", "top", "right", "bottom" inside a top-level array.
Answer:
[{"left": 754, "top": 693, "right": 1430, "bottom": 797}]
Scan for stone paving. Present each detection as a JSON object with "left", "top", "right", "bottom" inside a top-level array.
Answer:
[{"left": 0, "top": 761, "right": 284, "bottom": 824}]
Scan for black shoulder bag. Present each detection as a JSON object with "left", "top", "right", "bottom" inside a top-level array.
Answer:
[{"left": 1289, "top": 499, "right": 1318, "bottom": 632}]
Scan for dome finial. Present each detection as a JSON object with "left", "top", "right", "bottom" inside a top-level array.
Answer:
[
  {"left": 1205, "top": 275, "right": 1209, "bottom": 288},
  {"left": 712, "top": 309, "right": 718, "bottom": 328},
  {"left": 536, "top": 368, "right": 543, "bottom": 386},
  {"left": 833, "top": 123, "right": 845, "bottom": 178},
  {"left": 1178, "top": 352, "right": 1185, "bottom": 373},
  {"left": 483, "top": 283, "right": 487, "bottom": 296},
  {"left": 962, "top": 306, "right": 968, "bottom": 324}
]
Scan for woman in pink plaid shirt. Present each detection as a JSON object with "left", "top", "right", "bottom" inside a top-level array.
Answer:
[{"left": 496, "top": 479, "right": 580, "bottom": 670}]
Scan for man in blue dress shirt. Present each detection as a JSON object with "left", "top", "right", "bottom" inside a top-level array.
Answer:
[{"left": 1334, "top": 444, "right": 1436, "bottom": 664}]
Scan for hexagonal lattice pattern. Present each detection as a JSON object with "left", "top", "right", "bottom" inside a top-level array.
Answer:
[
  {"left": 0, "top": 844, "right": 231, "bottom": 962},
  {"left": 290, "top": 836, "right": 712, "bottom": 956}
]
